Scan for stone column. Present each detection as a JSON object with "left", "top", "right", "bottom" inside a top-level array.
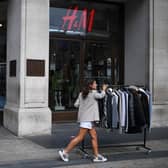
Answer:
[
  {"left": 4, "top": 0, "right": 51, "bottom": 136},
  {"left": 125, "top": 0, "right": 149, "bottom": 86},
  {"left": 149, "top": 0, "right": 168, "bottom": 127}
]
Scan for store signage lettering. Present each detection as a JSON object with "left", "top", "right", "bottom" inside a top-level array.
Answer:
[{"left": 62, "top": 6, "right": 95, "bottom": 32}]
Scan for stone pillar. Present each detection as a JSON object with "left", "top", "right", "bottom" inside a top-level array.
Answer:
[
  {"left": 4, "top": 0, "right": 51, "bottom": 136},
  {"left": 149, "top": 0, "right": 168, "bottom": 127},
  {"left": 125, "top": 0, "right": 149, "bottom": 86}
]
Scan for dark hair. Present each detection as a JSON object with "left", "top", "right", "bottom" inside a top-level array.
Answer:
[{"left": 82, "top": 79, "right": 95, "bottom": 99}]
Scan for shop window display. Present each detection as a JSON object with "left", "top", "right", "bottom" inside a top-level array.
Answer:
[{"left": 49, "top": 39, "right": 80, "bottom": 111}]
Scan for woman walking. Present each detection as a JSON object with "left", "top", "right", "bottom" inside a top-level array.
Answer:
[{"left": 59, "top": 79, "right": 108, "bottom": 162}]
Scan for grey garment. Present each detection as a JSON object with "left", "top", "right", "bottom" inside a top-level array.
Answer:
[
  {"left": 111, "top": 94, "right": 119, "bottom": 128},
  {"left": 118, "top": 90, "right": 126, "bottom": 127},
  {"left": 74, "top": 90, "right": 105, "bottom": 122}
]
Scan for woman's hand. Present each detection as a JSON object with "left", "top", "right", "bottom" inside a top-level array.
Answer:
[{"left": 102, "top": 84, "right": 108, "bottom": 91}]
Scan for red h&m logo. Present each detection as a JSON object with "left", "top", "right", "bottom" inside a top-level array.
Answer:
[{"left": 62, "top": 6, "right": 95, "bottom": 32}]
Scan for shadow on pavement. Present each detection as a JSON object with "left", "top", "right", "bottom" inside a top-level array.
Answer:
[{"left": 26, "top": 123, "right": 168, "bottom": 149}]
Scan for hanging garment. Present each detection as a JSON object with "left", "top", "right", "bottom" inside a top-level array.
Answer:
[
  {"left": 106, "top": 91, "right": 113, "bottom": 128},
  {"left": 97, "top": 86, "right": 152, "bottom": 134},
  {"left": 111, "top": 93, "right": 119, "bottom": 129},
  {"left": 139, "top": 88, "right": 152, "bottom": 130},
  {"left": 123, "top": 90, "right": 129, "bottom": 132},
  {"left": 146, "top": 90, "right": 152, "bottom": 131},
  {"left": 127, "top": 88, "right": 146, "bottom": 133},
  {"left": 118, "top": 90, "right": 126, "bottom": 128}
]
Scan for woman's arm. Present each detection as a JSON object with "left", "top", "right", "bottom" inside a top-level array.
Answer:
[
  {"left": 94, "top": 84, "right": 108, "bottom": 99},
  {"left": 94, "top": 91, "right": 106, "bottom": 99}
]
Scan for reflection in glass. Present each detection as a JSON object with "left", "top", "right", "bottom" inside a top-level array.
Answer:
[
  {"left": 84, "top": 42, "right": 113, "bottom": 88},
  {"left": 49, "top": 39, "right": 80, "bottom": 111}
]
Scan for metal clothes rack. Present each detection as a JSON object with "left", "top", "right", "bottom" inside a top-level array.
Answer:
[
  {"left": 79, "top": 85, "right": 152, "bottom": 157},
  {"left": 79, "top": 127, "right": 152, "bottom": 158}
]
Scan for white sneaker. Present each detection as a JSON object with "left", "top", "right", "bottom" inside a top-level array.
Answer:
[
  {"left": 93, "top": 154, "right": 107, "bottom": 162},
  {"left": 58, "top": 150, "right": 69, "bottom": 162}
]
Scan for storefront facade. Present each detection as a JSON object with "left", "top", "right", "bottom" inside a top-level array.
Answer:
[{"left": 1, "top": 0, "right": 168, "bottom": 135}]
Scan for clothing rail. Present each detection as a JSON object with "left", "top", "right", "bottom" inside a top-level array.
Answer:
[
  {"left": 79, "top": 127, "right": 152, "bottom": 159},
  {"left": 106, "top": 84, "right": 146, "bottom": 88},
  {"left": 98, "top": 84, "right": 147, "bottom": 91}
]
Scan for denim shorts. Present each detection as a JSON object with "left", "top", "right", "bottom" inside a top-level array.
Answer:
[{"left": 80, "top": 121, "right": 93, "bottom": 129}]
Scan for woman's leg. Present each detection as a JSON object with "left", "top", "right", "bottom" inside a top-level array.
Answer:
[
  {"left": 64, "top": 128, "right": 88, "bottom": 153},
  {"left": 88, "top": 128, "right": 99, "bottom": 156}
]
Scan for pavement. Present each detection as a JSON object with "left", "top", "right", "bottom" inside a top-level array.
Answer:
[{"left": 0, "top": 123, "right": 168, "bottom": 168}]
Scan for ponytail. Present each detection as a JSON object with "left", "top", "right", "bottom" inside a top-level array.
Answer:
[{"left": 82, "top": 79, "right": 95, "bottom": 99}]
